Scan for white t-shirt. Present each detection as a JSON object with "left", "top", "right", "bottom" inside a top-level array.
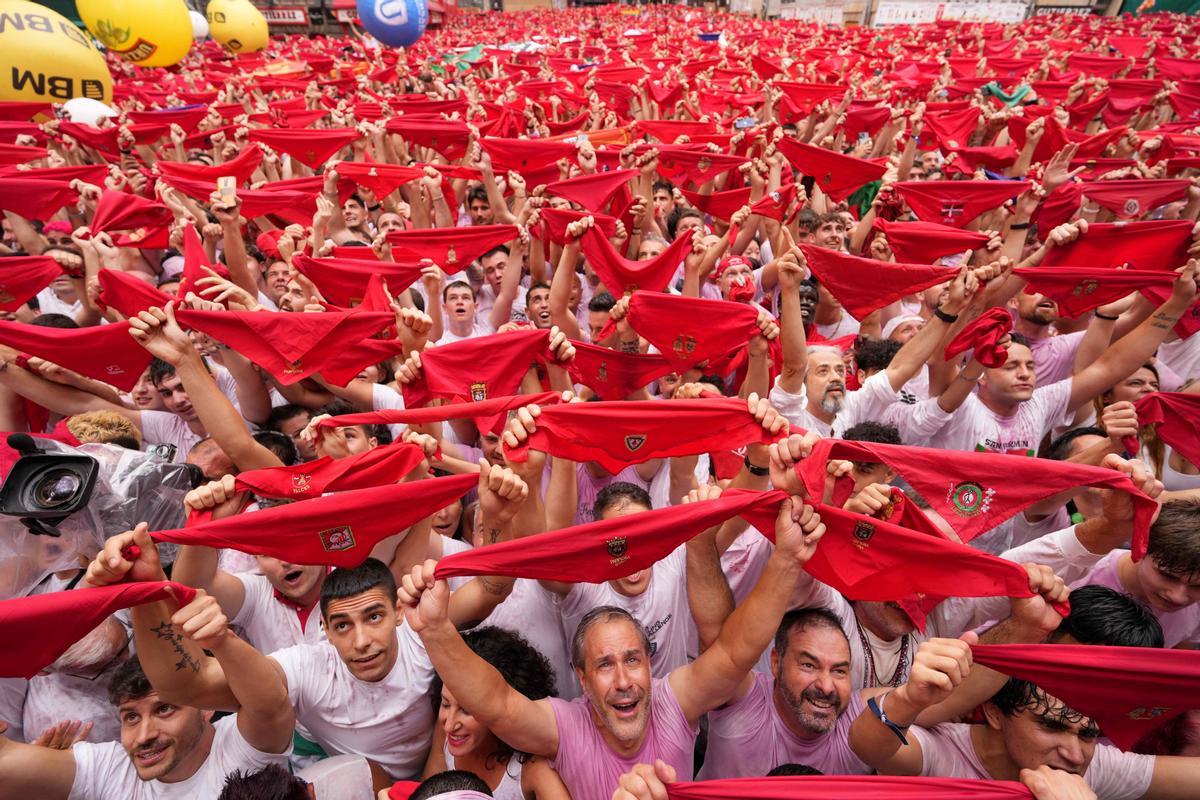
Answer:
[
  {"left": 270, "top": 622, "right": 436, "bottom": 779},
  {"left": 371, "top": 383, "right": 406, "bottom": 442},
  {"left": 559, "top": 545, "right": 692, "bottom": 679},
  {"left": 36, "top": 286, "right": 82, "bottom": 318},
  {"left": 815, "top": 312, "right": 860, "bottom": 340},
  {"left": 230, "top": 573, "right": 326, "bottom": 655},
  {"left": 769, "top": 371, "right": 901, "bottom": 439},
  {"left": 482, "top": 578, "right": 581, "bottom": 700},
  {"left": 68, "top": 715, "right": 289, "bottom": 800},
  {"left": 138, "top": 412, "right": 204, "bottom": 462},
  {"left": 435, "top": 320, "right": 493, "bottom": 346}
]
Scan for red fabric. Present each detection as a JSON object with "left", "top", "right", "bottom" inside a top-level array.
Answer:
[
  {"left": 292, "top": 254, "right": 423, "bottom": 307},
  {"left": 776, "top": 138, "right": 887, "bottom": 201},
  {"left": 383, "top": 118, "right": 471, "bottom": 160},
  {"left": 0, "top": 164, "right": 106, "bottom": 186},
  {"left": 1156, "top": 55, "right": 1200, "bottom": 82},
  {"left": 172, "top": 309, "right": 393, "bottom": 385},
  {"left": 0, "top": 256, "right": 64, "bottom": 311},
  {"left": 335, "top": 161, "right": 426, "bottom": 199},
  {"left": 189, "top": 442, "right": 426, "bottom": 523},
  {"left": 945, "top": 307, "right": 1012, "bottom": 368},
  {"left": 567, "top": 341, "right": 674, "bottom": 400},
  {"left": 317, "top": 337, "right": 411, "bottom": 387},
  {"left": 0, "top": 101, "right": 52, "bottom": 122},
  {"left": 0, "top": 179, "right": 79, "bottom": 221},
  {"left": 155, "top": 145, "right": 263, "bottom": 183},
  {"left": 634, "top": 119, "right": 717, "bottom": 142},
  {"left": 1079, "top": 179, "right": 1191, "bottom": 220},
  {"left": 247, "top": 128, "right": 360, "bottom": 169},
  {"left": 749, "top": 183, "right": 796, "bottom": 222},
  {"left": 801, "top": 244, "right": 957, "bottom": 320},
  {"left": 176, "top": 225, "right": 231, "bottom": 299},
  {"left": 153, "top": 474, "right": 476, "bottom": 568},
  {"left": 793, "top": 438, "right": 1156, "bottom": 559},
  {"left": 317, "top": 392, "right": 562, "bottom": 438},
  {"left": 434, "top": 487, "right": 782, "bottom": 582},
  {"left": 96, "top": 269, "right": 171, "bottom": 318},
  {"left": 894, "top": 180, "right": 1029, "bottom": 228},
  {"left": 544, "top": 169, "right": 637, "bottom": 212},
  {"left": 625, "top": 291, "right": 760, "bottom": 372},
  {"left": 680, "top": 187, "right": 753, "bottom": 222},
  {"left": 1126, "top": 393, "right": 1200, "bottom": 469},
  {"left": 88, "top": 190, "right": 172, "bottom": 249},
  {"left": 502, "top": 398, "right": 786, "bottom": 473},
  {"left": 402, "top": 329, "right": 552, "bottom": 408},
  {"left": 665, "top": 776, "right": 1033, "bottom": 799},
  {"left": 540, "top": 207, "right": 618, "bottom": 245},
  {"left": 0, "top": 582, "right": 196, "bottom": 679},
  {"left": 156, "top": 173, "right": 315, "bottom": 226},
  {"left": 775, "top": 81, "right": 846, "bottom": 116},
  {"left": 128, "top": 107, "right": 209, "bottom": 130},
  {"left": 651, "top": 146, "right": 749, "bottom": 185},
  {"left": 0, "top": 143, "right": 45, "bottom": 166},
  {"left": 0, "top": 320, "right": 150, "bottom": 391},
  {"left": 873, "top": 219, "right": 989, "bottom": 264},
  {"left": 1013, "top": 267, "right": 1174, "bottom": 319},
  {"left": 480, "top": 138, "right": 577, "bottom": 175},
  {"left": 385, "top": 225, "right": 518, "bottom": 274},
  {"left": 577, "top": 226, "right": 695, "bottom": 296},
  {"left": 1041, "top": 220, "right": 1194, "bottom": 270},
  {"left": 971, "top": 643, "right": 1200, "bottom": 750},
  {"left": 922, "top": 106, "right": 981, "bottom": 150}
]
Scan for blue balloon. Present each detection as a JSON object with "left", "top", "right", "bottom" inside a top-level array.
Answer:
[{"left": 357, "top": 0, "right": 427, "bottom": 48}]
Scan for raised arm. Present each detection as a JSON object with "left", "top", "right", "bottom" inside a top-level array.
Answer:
[
  {"left": 775, "top": 245, "right": 810, "bottom": 395},
  {"left": 669, "top": 495, "right": 825, "bottom": 725},
  {"left": 171, "top": 476, "right": 252, "bottom": 618}
]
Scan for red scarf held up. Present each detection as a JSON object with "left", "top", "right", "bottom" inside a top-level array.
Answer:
[
  {"left": 800, "top": 244, "right": 958, "bottom": 320},
  {"left": 680, "top": 186, "right": 753, "bottom": 222},
  {"left": 634, "top": 119, "right": 717, "bottom": 142},
  {"left": 501, "top": 397, "right": 787, "bottom": 473},
  {"left": 0, "top": 256, "right": 65, "bottom": 311},
  {"left": 945, "top": 307, "right": 1012, "bottom": 368},
  {"left": 665, "top": 775, "right": 1035, "bottom": 800},
  {"left": 577, "top": 225, "right": 695, "bottom": 296},
  {"left": 155, "top": 144, "right": 263, "bottom": 183},
  {"left": 96, "top": 269, "right": 171, "bottom": 318},
  {"left": 0, "top": 178, "right": 79, "bottom": 222},
  {"left": 188, "top": 442, "right": 427, "bottom": 524},
  {"left": 749, "top": 183, "right": 796, "bottom": 222},
  {"left": 153, "top": 473, "right": 477, "bottom": 568},
  {"left": 402, "top": 328, "right": 553, "bottom": 409},
  {"left": 1123, "top": 392, "right": 1200, "bottom": 468},
  {"left": 334, "top": 161, "right": 426, "bottom": 199},
  {"left": 1079, "top": 179, "right": 1191, "bottom": 220},
  {"left": 971, "top": 643, "right": 1200, "bottom": 750},
  {"left": 385, "top": 225, "right": 519, "bottom": 274},
  {"left": 172, "top": 308, "right": 394, "bottom": 385},
  {"left": 0, "top": 581, "right": 197, "bottom": 679},
  {"left": 292, "top": 254, "right": 423, "bottom": 307},
  {"left": 1013, "top": 266, "right": 1175, "bottom": 319},
  {"left": 793, "top": 438, "right": 1156, "bottom": 559},
  {"left": 88, "top": 189, "right": 173, "bottom": 249},
  {"left": 650, "top": 145, "right": 749, "bottom": 185},
  {"left": 567, "top": 341, "right": 674, "bottom": 400},
  {"left": 383, "top": 118, "right": 472, "bottom": 160},
  {"left": 544, "top": 168, "right": 637, "bottom": 213},
  {"left": 624, "top": 290, "right": 761, "bottom": 372},
  {"left": 872, "top": 218, "right": 989, "bottom": 264},
  {"left": 775, "top": 137, "right": 887, "bottom": 201},
  {"left": 480, "top": 137, "right": 578, "bottom": 175},
  {"left": 1041, "top": 220, "right": 1194, "bottom": 271},
  {"left": 247, "top": 127, "right": 361, "bottom": 169},
  {"left": 318, "top": 391, "right": 562, "bottom": 438},
  {"left": 0, "top": 320, "right": 150, "bottom": 392},
  {"left": 540, "top": 207, "right": 618, "bottom": 245},
  {"left": 893, "top": 180, "right": 1030, "bottom": 228}
]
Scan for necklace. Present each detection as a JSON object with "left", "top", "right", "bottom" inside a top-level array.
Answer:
[{"left": 856, "top": 618, "right": 911, "bottom": 689}]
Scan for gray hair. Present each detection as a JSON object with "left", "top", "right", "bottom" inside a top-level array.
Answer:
[
  {"left": 570, "top": 606, "right": 652, "bottom": 672},
  {"left": 803, "top": 345, "right": 845, "bottom": 381}
]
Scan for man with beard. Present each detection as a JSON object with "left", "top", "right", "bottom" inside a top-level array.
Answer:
[
  {"left": 770, "top": 255, "right": 984, "bottom": 437},
  {"left": 0, "top": 655, "right": 290, "bottom": 798},
  {"left": 399, "top": 492, "right": 829, "bottom": 800}
]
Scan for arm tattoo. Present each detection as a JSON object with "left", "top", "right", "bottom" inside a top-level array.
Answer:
[
  {"left": 487, "top": 527, "right": 502, "bottom": 545},
  {"left": 479, "top": 577, "right": 508, "bottom": 596},
  {"left": 1150, "top": 311, "right": 1179, "bottom": 330},
  {"left": 619, "top": 338, "right": 640, "bottom": 353},
  {"left": 150, "top": 621, "right": 201, "bottom": 673}
]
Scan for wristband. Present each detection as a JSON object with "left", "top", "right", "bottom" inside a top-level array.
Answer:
[
  {"left": 744, "top": 456, "right": 770, "bottom": 477},
  {"left": 1094, "top": 311, "right": 1119, "bottom": 321},
  {"left": 1009, "top": 221, "right": 1031, "bottom": 230},
  {"left": 867, "top": 691, "right": 910, "bottom": 746},
  {"left": 933, "top": 306, "right": 959, "bottom": 324}
]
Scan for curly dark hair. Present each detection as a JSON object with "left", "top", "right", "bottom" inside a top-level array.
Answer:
[{"left": 432, "top": 626, "right": 558, "bottom": 767}]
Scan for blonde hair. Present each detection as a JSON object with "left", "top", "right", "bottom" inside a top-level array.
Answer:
[{"left": 66, "top": 411, "right": 142, "bottom": 447}]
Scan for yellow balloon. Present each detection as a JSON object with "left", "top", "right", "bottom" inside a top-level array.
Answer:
[
  {"left": 77, "top": 0, "right": 193, "bottom": 68},
  {"left": 206, "top": 0, "right": 268, "bottom": 54},
  {"left": 0, "top": 0, "right": 112, "bottom": 103}
]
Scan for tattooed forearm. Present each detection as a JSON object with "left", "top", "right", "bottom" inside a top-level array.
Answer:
[
  {"left": 487, "top": 527, "right": 502, "bottom": 545},
  {"left": 1150, "top": 311, "right": 1180, "bottom": 330},
  {"left": 151, "top": 621, "right": 201, "bottom": 673},
  {"left": 479, "top": 577, "right": 508, "bottom": 596}
]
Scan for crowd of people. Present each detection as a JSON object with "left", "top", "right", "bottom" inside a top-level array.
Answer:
[{"left": 1, "top": 4, "right": 1200, "bottom": 799}]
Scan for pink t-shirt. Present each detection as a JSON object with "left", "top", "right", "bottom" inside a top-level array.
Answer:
[
  {"left": 575, "top": 463, "right": 651, "bottom": 524},
  {"left": 912, "top": 723, "right": 1154, "bottom": 800},
  {"left": 1028, "top": 331, "right": 1085, "bottom": 387},
  {"left": 548, "top": 677, "right": 697, "bottom": 800},
  {"left": 697, "top": 671, "right": 870, "bottom": 780},
  {"left": 1072, "top": 550, "right": 1200, "bottom": 648}
]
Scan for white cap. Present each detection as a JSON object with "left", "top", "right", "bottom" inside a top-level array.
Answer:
[{"left": 882, "top": 314, "right": 924, "bottom": 341}]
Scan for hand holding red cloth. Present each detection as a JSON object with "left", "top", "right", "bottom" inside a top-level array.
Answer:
[
  {"left": 247, "top": 128, "right": 361, "bottom": 169},
  {"left": 0, "top": 178, "right": 80, "bottom": 222},
  {"left": 1042, "top": 220, "right": 1194, "bottom": 271},
  {"left": 0, "top": 582, "right": 196, "bottom": 678},
  {"left": 624, "top": 291, "right": 761, "bottom": 372},
  {"left": 1013, "top": 267, "right": 1175, "bottom": 319},
  {"left": 1124, "top": 392, "right": 1200, "bottom": 468},
  {"left": 666, "top": 775, "right": 1034, "bottom": 799},
  {"left": 945, "top": 307, "right": 1012, "bottom": 368},
  {"left": 872, "top": 218, "right": 990, "bottom": 264},
  {"left": 0, "top": 319, "right": 151, "bottom": 391},
  {"left": 153, "top": 473, "right": 476, "bottom": 568},
  {"left": 800, "top": 244, "right": 958, "bottom": 320},
  {"left": 292, "top": 254, "right": 423, "bottom": 307},
  {"left": 502, "top": 397, "right": 787, "bottom": 473},
  {"left": 317, "top": 392, "right": 562, "bottom": 438},
  {"left": 540, "top": 207, "right": 618, "bottom": 245},
  {"left": 577, "top": 225, "right": 695, "bottom": 296},
  {"left": 88, "top": 189, "right": 173, "bottom": 249},
  {"left": 544, "top": 169, "right": 637, "bottom": 213},
  {"left": 385, "top": 225, "right": 519, "bottom": 274},
  {"left": 567, "top": 341, "right": 674, "bottom": 400},
  {"left": 0, "top": 256, "right": 65, "bottom": 311},
  {"left": 402, "top": 329, "right": 554, "bottom": 409},
  {"left": 775, "top": 138, "right": 887, "bottom": 201},
  {"left": 188, "top": 442, "right": 427, "bottom": 523},
  {"left": 893, "top": 180, "right": 1030, "bottom": 229},
  {"left": 971, "top": 643, "right": 1200, "bottom": 749}
]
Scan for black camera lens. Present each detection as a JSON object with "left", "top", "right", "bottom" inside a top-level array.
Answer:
[{"left": 31, "top": 470, "right": 85, "bottom": 510}]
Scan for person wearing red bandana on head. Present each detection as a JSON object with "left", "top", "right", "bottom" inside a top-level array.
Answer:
[{"left": 714, "top": 256, "right": 758, "bottom": 305}]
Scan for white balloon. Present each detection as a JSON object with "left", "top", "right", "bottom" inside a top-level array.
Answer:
[
  {"left": 62, "top": 97, "right": 117, "bottom": 126},
  {"left": 190, "top": 8, "right": 209, "bottom": 38}
]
